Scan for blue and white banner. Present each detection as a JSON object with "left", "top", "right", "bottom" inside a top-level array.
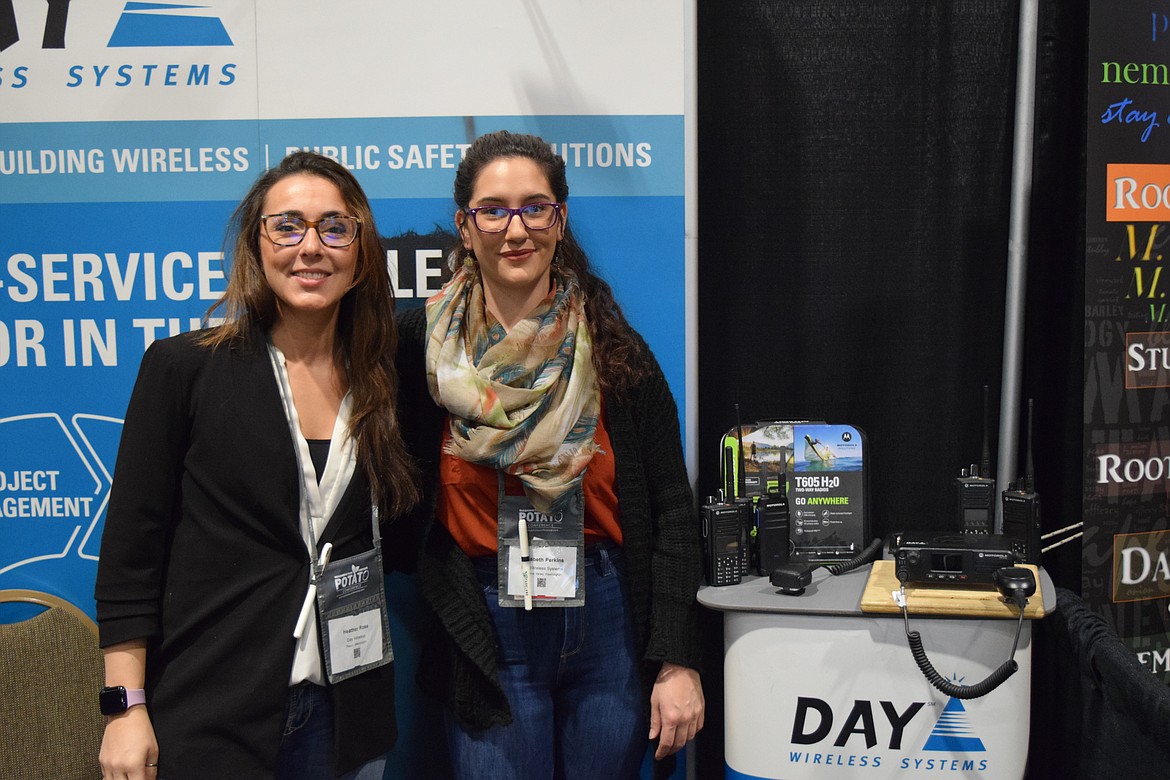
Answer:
[{"left": 0, "top": 1, "right": 690, "bottom": 626}]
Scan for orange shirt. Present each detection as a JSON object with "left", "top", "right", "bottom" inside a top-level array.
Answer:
[{"left": 437, "top": 405, "right": 621, "bottom": 558}]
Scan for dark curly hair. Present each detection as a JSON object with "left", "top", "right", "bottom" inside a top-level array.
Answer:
[{"left": 452, "top": 130, "right": 650, "bottom": 399}]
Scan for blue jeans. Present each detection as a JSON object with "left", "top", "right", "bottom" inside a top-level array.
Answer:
[
  {"left": 446, "top": 544, "right": 647, "bottom": 780},
  {"left": 275, "top": 682, "right": 387, "bottom": 780}
]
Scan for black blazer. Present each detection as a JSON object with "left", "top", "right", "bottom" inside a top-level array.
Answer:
[{"left": 95, "top": 327, "right": 397, "bottom": 779}]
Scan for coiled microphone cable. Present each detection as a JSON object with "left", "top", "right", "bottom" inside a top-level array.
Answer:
[
  {"left": 771, "top": 538, "right": 884, "bottom": 595},
  {"left": 824, "top": 537, "right": 884, "bottom": 575},
  {"left": 894, "top": 567, "right": 1034, "bottom": 700}
]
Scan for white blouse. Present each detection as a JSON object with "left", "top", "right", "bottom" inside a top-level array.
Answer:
[{"left": 267, "top": 342, "right": 357, "bottom": 686}]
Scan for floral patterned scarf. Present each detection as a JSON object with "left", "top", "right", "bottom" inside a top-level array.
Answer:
[{"left": 424, "top": 261, "right": 600, "bottom": 513}]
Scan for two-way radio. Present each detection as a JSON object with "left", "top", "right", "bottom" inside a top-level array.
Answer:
[
  {"left": 733, "top": 404, "right": 791, "bottom": 577},
  {"left": 733, "top": 496, "right": 754, "bottom": 575},
  {"left": 755, "top": 487, "right": 791, "bottom": 576},
  {"left": 890, "top": 531, "right": 1016, "bottom": 586},
  {"left": 1001, "top": 399, "right": 1042, "bottom": 564},
  {"left": 955, "top": 386, "right": 996, "bottom": 534},
  {"left": 700, "top": 492, "right": 743, "bottom": 586}
]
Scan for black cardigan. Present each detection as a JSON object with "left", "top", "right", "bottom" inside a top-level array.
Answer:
[
  {"left": 395, "top": 305, "right": 703, "bottom": 730},
  {"left": 95, "top": 328, "right": 398, "bottom": 779}
]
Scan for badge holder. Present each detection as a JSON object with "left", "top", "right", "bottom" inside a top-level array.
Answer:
[
  {"left": 496, "top": 473, "right": 585, "bottom": 609},
  {"left": 316, "top": 505, "right": 394, "bottom": 683}
]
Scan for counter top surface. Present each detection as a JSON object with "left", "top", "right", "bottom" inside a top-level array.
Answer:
[{"left": 697, "top": 559, "right": 1055, "bottom": 619}]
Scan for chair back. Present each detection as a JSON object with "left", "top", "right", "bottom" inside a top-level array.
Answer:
[{"left": 0, "top": 590, "right": 105, "bottom": 780}]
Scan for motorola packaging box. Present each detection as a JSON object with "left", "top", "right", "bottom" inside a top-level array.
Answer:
[
  {"left": 719, "top": 419, "right": 820, "bottom": 498},
  {"left": 787, "top": 423, "right": 869, "bottom": 563},
  {"left": 719, "top": 421, "right": 868, "bottom": 563}
]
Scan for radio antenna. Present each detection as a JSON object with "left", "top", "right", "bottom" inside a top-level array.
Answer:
[
  {"left": 980, "top": 385, "right": 992, "bottom": 479},
  {"left": 1024, "top": 398, "right": 1035, "bottom": 493},
  {"left": 735, "top": 403, "right": 747, "bottom": 497}
]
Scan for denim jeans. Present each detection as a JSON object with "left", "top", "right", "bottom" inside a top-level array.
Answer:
[
  {"left": 275, "top": 682, "right": 387, "bottom": 780},
  {"left": 446, "top": 544, "right": 647, "bottom": 780}
]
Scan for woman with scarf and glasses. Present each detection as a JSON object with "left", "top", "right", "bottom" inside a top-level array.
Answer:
[
  {"left": 95, "top": 152, "right": 418, "bottom": 780},
  {"left": 396, "top": 130, "right": 704, "bottom": 779}
]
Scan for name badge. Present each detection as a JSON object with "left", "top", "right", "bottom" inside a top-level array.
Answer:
[
  {"left": 316, "top": 546, "right": 393, "bottom": 682},
  {"left": 496, "top": 479, "right": 586, "bottom": 609}
]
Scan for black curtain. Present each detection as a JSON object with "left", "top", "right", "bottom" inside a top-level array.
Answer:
[
  {"left": 1030, "top": 588, "right": 1170, "bottom": 779},
  {"left": 695, "top": 2, "right": 1086, "bottom": 777}
]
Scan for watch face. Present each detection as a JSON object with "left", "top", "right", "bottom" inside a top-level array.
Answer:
[{"left": 99, "top": 686, "right": 127, "bottom": 715}]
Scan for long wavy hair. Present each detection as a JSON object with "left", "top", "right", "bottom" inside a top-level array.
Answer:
[
  {"left": 201, "top": 151, "right": 419, "bottom": 517},
  {"left": 451, "top": 130, "right": 649, "bottom": 399}
]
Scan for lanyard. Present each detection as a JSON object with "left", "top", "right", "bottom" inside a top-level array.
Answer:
[
  {"left": 266, "top": 344, "right": 355, "bottom": 547},
  {"left": 267, "top": 342, "right": 392, "bottom": 683},
  {"left": 266, "top": 345, "right": 361, "bottom": 629}
]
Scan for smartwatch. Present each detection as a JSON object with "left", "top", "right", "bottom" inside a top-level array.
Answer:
[{"left": 99, "top": 686, "right": 146, "bottom": 716}]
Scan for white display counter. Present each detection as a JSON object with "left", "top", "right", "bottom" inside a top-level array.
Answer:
[{"left": 698, "top": 564, "right": 1055, "bottom": 780}]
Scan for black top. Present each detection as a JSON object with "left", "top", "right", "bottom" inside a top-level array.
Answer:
[{"left": 306, "top": 438, "right": 330, "bottom": 483}]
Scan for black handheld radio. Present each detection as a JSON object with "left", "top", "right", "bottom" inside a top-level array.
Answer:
[
  {"left": 755, "top": 487, "right": 791, "bottom": 576},
  {"left": 701, "top": 493, "right": 744, "bottom": 586},
  {"left": 955, "top": 386, "right": 996, "bottom": 534},
  {"left": 1001, "top": 399, "right": 1041, "bottom": 564}
]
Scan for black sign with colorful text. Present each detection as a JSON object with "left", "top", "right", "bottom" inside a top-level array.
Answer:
[{"left": 1085, "top": 1, "right": 1170, "bottom": 682}]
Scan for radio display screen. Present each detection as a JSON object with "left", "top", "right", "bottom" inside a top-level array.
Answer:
[{"left": 931, "top": 552, "right": 964, "bottom": 572}]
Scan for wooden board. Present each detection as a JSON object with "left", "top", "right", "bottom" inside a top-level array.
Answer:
[{"left": 860, "top": 560, "right": 1045, "bottom": 619}]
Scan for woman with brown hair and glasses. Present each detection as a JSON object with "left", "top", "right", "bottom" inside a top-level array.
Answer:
[
  {"left": 397, "top": 130, "right": 705, "bottom": 779},
  {"left": 96, "top": 151, "right": 418, "bottom": 780}
]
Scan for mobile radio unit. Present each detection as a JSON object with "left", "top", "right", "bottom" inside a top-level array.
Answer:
[{"left": 891, "top": 532, "right": 1016, "bottom": 586}]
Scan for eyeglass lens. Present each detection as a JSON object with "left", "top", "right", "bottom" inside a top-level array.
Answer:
[
  {"left": 473, "top": 203, "right": 559, "bottom": 232},
  {"left": 263, "top": 215, "right": 359, "bottom": 247}
]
